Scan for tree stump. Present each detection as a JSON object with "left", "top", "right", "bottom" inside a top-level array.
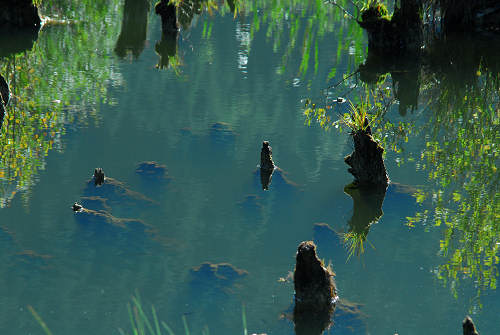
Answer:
[
  {"left": 294, "top": 241, "right": 337, "bottom": 309},
  {"left": 344, "top": 127, "right": 389, "bottom": 188},
  {"left": 260, "top": 141, "right": 275, "bottom": 190},
  {"left": 293, "top": 241, "right": 337, "bottom": 335},
  {"left": 93, "top": 168, "right": 105, "bottom": 186},
  {"left": 463, "top": 316, "right": 479, "bottom": 335}
]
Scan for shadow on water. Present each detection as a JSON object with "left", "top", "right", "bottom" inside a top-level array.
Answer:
[
  {"left": 82, "top": 175, "right": 158, "bottom": 216},
  {"left": 71, "top": 172, "right": 164, "bottom": 256},
  {"left": 169, "top": 262, "right": 247, "bottom": 328},
  {"left": 254, "top": 168, "right": 301, "bottom": 194},
  {"left": 0, "top": 226, "right": 50, "bottom": 277},
  {"left": 115, "top": 0, "right": 150, "bottom": 59}
]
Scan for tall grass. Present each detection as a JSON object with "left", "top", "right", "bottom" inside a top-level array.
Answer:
[{"left": 29, "top": 293, "right": 249, "bottom": 335}]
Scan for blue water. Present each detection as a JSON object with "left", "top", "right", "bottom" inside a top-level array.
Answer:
[{"left": 0, "top": 2, "right": 498, "bottom": 335}]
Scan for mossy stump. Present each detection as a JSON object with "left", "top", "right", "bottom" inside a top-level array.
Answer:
[
  {"left": 155, "top": 0, "right": 178, "bottom": 34},
  {"left": 344, "top": 127, "right": 388, "bottom": 188}
]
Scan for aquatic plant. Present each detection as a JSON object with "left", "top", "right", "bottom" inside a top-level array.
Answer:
[{"left": 30, "top": 292, "right": 250, "bottom": 335}]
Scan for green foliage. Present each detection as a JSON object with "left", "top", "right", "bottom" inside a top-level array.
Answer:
[
  {"left": 305, "top": 29, "right": 499, "bottom": 309},
  {"left": 0, "top": 0, "right": 121, "bottom": 208},
  {"left": 360, "top": 0, "right": 390, "bottom": 23}
]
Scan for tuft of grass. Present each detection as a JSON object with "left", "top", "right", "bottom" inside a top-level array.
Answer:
[
  {"left": 30, "top": 292, "right": 250, "bottom": 335},
  {"left": 341, "top": 98, "right": 374, "bottom": 132},
  {"left": 28, "top": 305, "right": 53, "bottom": 335},
  {"left": 118, "top": 293, "right": 176, "bottom": 335}
]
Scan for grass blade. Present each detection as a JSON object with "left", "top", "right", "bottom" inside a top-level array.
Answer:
[
  {"left": 27, "top": 305, "right": 53, "bottom": 335},
  {"left": 152, "top": 305, "right": 161, "bottom": 335},
  {"left": 182, "top": 314, "right": 190, "bottom": 335},
  {"left": 161, "top": 321, "right": 176, "bottom": 335}
]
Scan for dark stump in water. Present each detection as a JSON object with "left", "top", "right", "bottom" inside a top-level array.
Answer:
[
  {"left": 260, "top": 141, "right": 275, "bottom": 190},
  {"left": 260, "top": 141, "right": 275, "bottom": 171},
  {"left": 155, "top": 0, "right": 178, "bottom": 34},
  {"left": 93, "top": 168, "right": 105, "bottom": 186},
  {"left": 293, "top": 241, "right": 337, "bottom": 335},
  {"left": 344, "top": 127, "right": 388, "bottom": 188},
  {"left": 463, "top": 316, "right": 479, "bottom": 335},
  {"left": 294, "top": 241, "right": 337, "bottom": 309},
  {"left": 0, "top": 0, "right": 41, "bottom": 29}
]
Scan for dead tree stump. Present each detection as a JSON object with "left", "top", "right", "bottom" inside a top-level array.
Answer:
[
  {"left": 294, "top": 241, "right": 337, "bottom": 309},
  {"left": 260, "top": 141, "right": 275, "bottom": 190},
  {"left": 463, "top": 316, "right": 479, "bottom": 335},
  {"left": 344, "top": 127, "right": 389, "bottom": 188}
]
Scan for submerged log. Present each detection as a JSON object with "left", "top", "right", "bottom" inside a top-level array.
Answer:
[
  {"left": 155, "top": 0, "right": 178, "bottom": 34},
  {"left": 463, "top": 316, "right": 479, "bottom": 335},
  {"left": 344, "top": 127, "right": 389, "bottom": 188}
]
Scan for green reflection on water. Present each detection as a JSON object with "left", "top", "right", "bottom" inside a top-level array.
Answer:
[
  {"left": 305, "top": 30, "right": 500, "bottom": 309},
  {"left": 0, "top": 0, "right": 122, "bottom": 207},
  {"left": 1, "top": 0, "right": 499, "bottom": 334}
]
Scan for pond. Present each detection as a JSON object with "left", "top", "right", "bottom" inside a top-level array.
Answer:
[{"left": 0, "top": 1, "right": 498, "bottom": 334}]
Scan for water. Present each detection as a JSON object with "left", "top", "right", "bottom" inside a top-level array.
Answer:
[{"left": 0, "top": 1, "right": 498, "bottom": 334}]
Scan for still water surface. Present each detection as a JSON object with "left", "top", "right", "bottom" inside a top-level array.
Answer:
[{"left": 0, "top": 1, "right": 498, "bottom": 334}]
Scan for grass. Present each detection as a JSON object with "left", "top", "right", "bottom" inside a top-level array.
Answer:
[
  {"left": 29, "top": 293, "right": 249, "bottom": 335},
  {"left": 342, "top": 98, "right": 374, "bottom": 132}
]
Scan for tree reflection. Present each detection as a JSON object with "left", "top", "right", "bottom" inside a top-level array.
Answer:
[
  {"left": 0, "top": 1, "right": 122, "bottom": 208},
  {"left": 155, "top": 31, "right": 180, "bottom": 70},
  {"left": 115, "top": 0, "right": 150, "bottom": 59},
  {"left": 305, "top": 31, "right": 500, "bottom": 309},
  {"left": 343, "top": 183, "right": 386, "bottom": 258}
]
